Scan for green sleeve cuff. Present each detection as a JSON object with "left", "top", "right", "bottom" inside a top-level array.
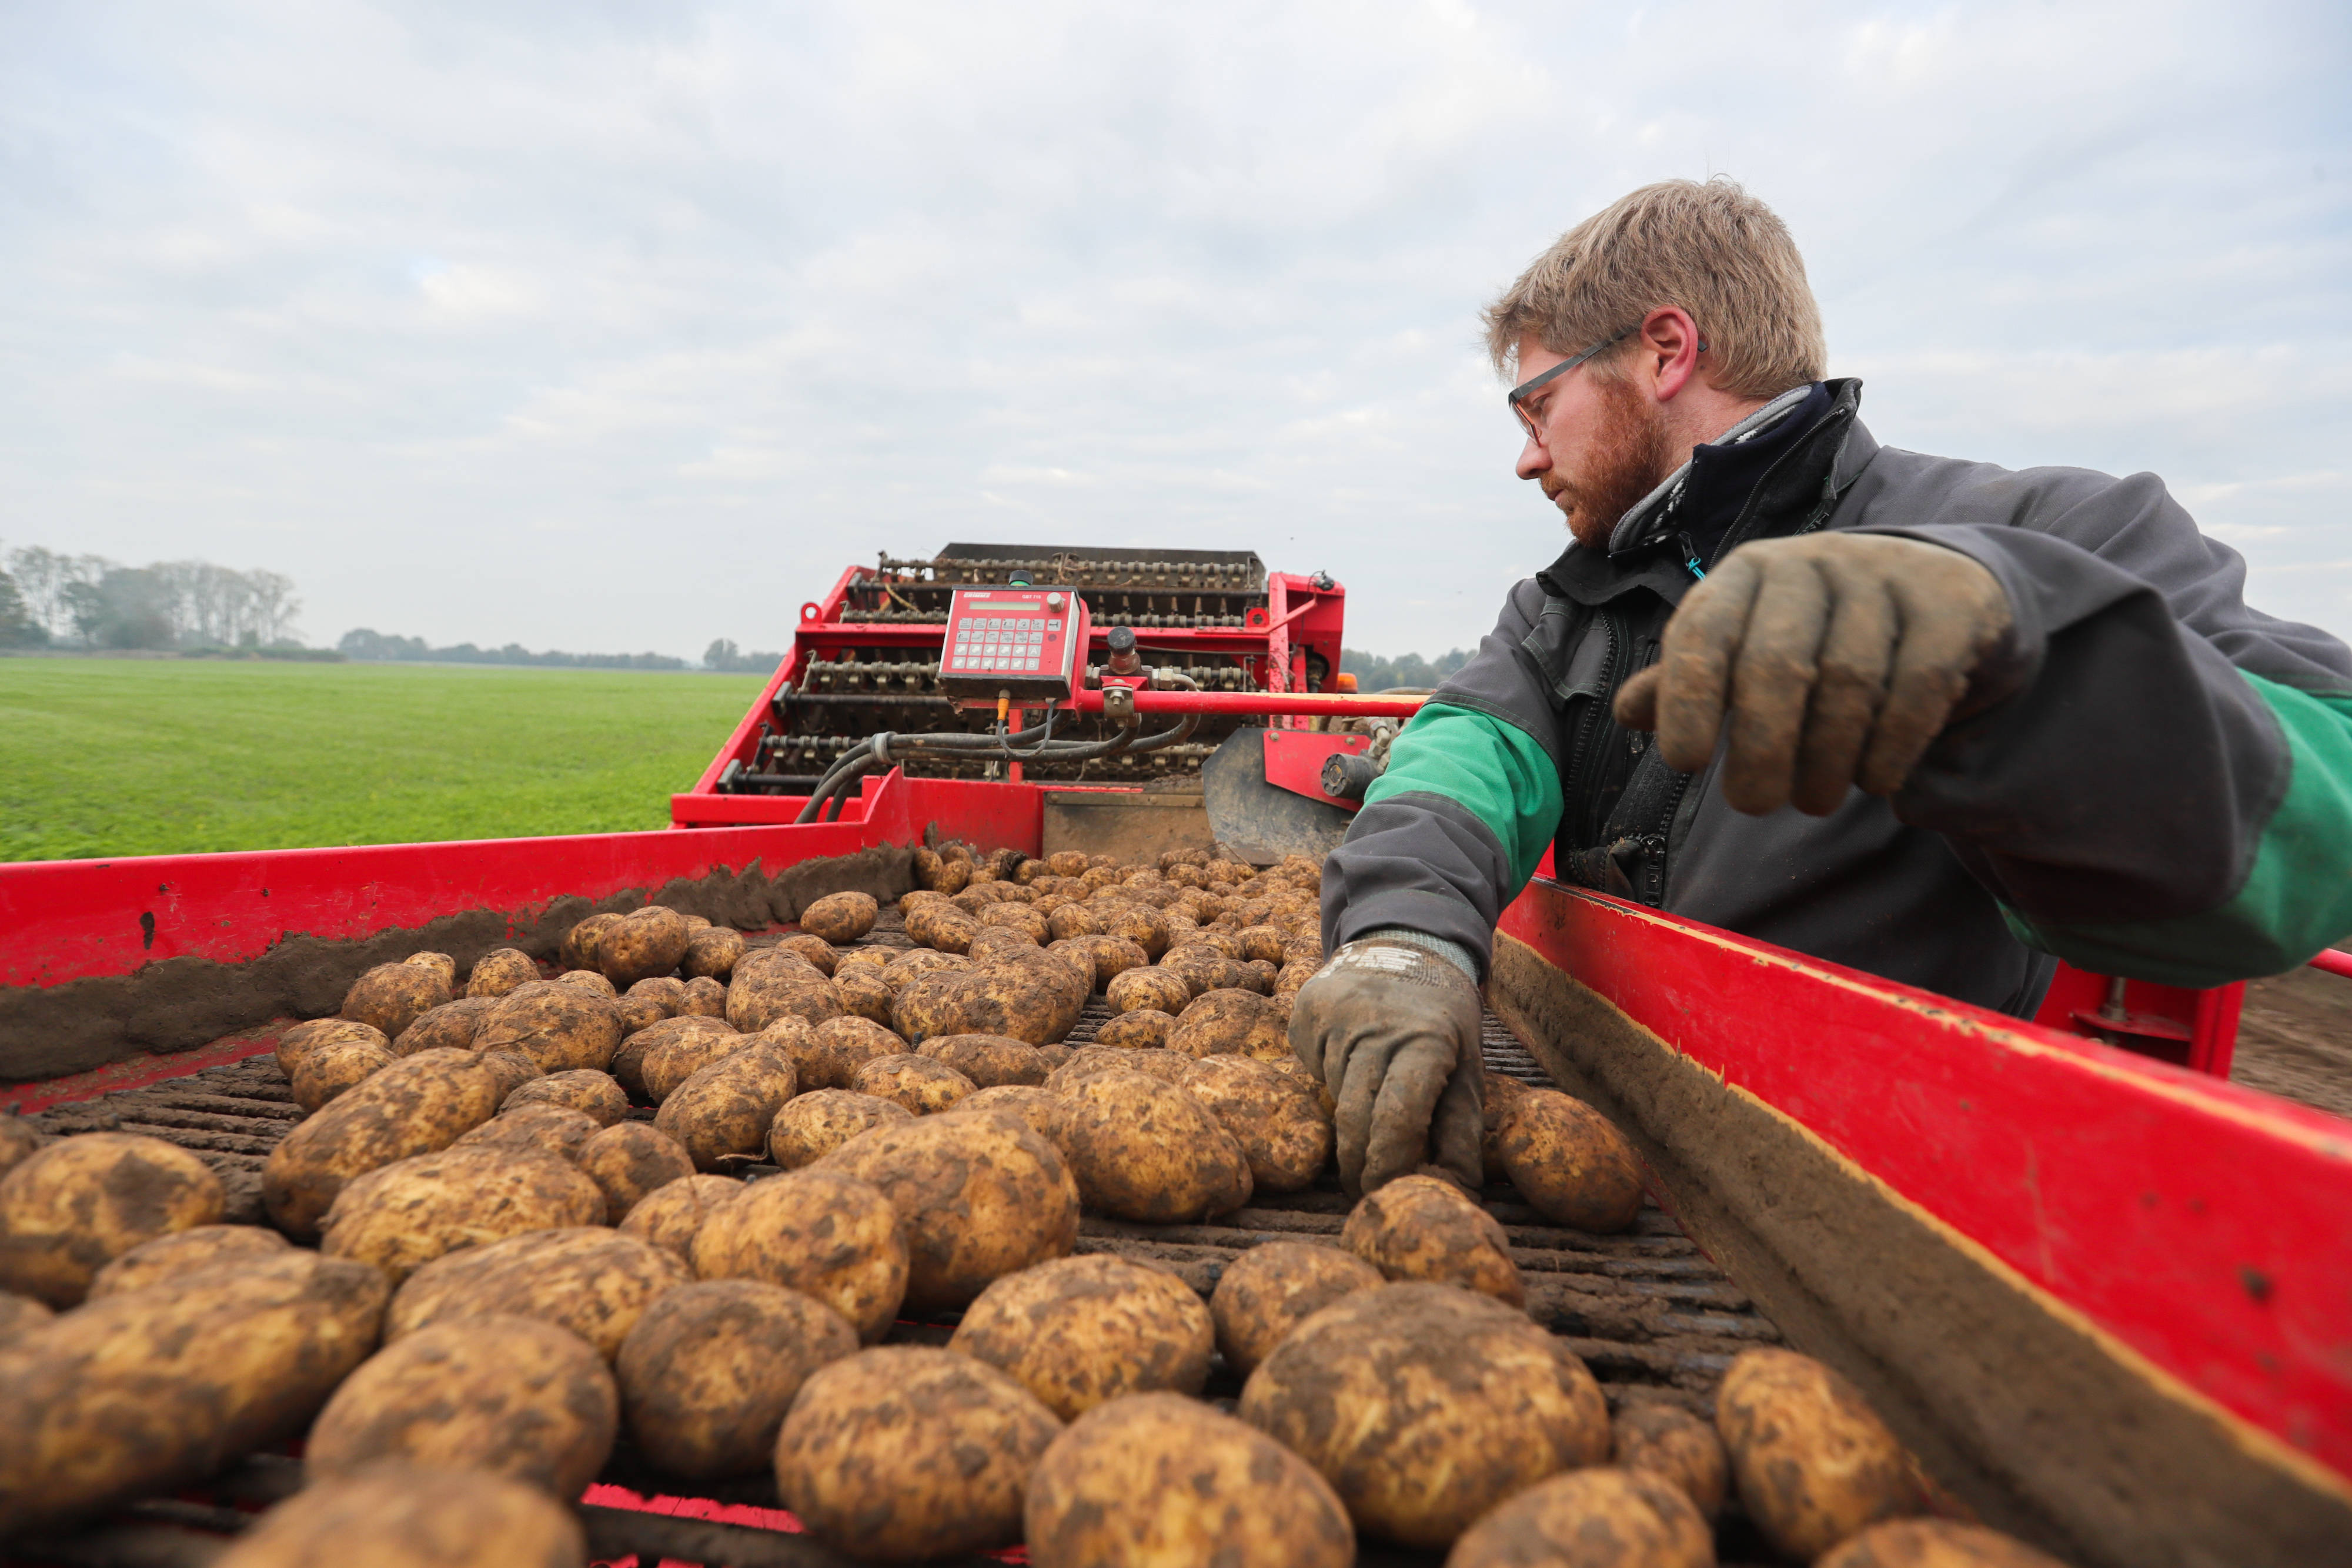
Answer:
[
  {"left": 1362, "top": 701, "right": 1563, "bottom": 892},
  {"left": 2002, "top": 673, "right": 2352, "bottom": 987}
]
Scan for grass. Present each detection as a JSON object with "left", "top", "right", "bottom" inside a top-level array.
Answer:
[{"left": 0, "top": 658, "right": 770, "bottom": 862}]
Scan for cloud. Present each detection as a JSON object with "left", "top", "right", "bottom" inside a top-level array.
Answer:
[{"left": 1, "top": 0, "right": 2347, "bottom": 661}]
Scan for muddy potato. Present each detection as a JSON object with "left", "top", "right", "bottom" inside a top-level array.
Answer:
[
  {"left": 889, "top": 967, "right": 968, "bottom": 1044},
  {"left": 793, "top": 1015, "right": 907, "bottom": 1089},
  {"left": 573, "top": 1122, "right": 694, "bottom": 1221},
  {"left": 854, "top": 1052, "right": 976, "bottom": 1114},
  {"left": 950, "top": 1086, "right": 1067, "bottom": 1151},
  {"left": 556, "top": 967, "right": 617, "bottom": 996},
  {"left": 1167, "top": 988, "right": 1289, "bottom": 1060},
  {"left": 615, "top": 993, "right": 667, "bottom": 1035},
  {"left": 1446, "top": 1467, "right": 1713, "bottom": 1568},
  {"left": 617, "top": 1279, "right": 858, "bottom": 1481},
  {"left": 683, "top": 924, "right": 748, "bottom": 981},
  {"left": 906, "top": 899, "right": 980, "bottom": 953},
  {"left": 900, "top": 947, "right": 1089, "bottom": 1047},
  {"left": 308, "top": 1314, "right": 617, "bottom": 1497},
  {"left": 1612, "top": 1400, "right": 1730, "bottom": 1522},
  {"left": 1044, "top": 902, "right": 1100, "bottom": 941},
  {"left": 1482, "top": 1073, "right": 1531, "bottom": 1182},
  {"left": 1095, "top": 902, "right": 1171, "bottom": 959},
  {"left": 477, "top": 1050, "right": 543, "bottom": 1099},
  {"left": 1025, "top": 1392, "right": 1354, "bottom": 1568},
  {"left": 1208, "top": 1240, "right": 1382, "bottom": 1378},
  {"left": 503, "top": 1068, "right": 629, "bottom": 1125},
  {"left": 473, "top": 984, "right": 626, "bottom": 1075},
  {"left": 1057, "top": 1069, "right": 1253, "bottom": 1224},
  {"left": 561, "top": 911, "right": 624, "bottom": 971},
  {"left": 465, "top": 947, "right": 540, "bottom": 999},
  {"left": 969, "top": 924, "right": 1041, "bottom": 962},
  {"left": 976, "top": 900, "right": 1050, "bottom": 944},
  {"left": 215, "top": 1462, "right": 587, "bottom": 1568},
  {"left": 292, "top": 1037, "right": 397, "bottom": 1112},
  {"left": 0, "top": 1290, "right": 52, "bottom": 1344},
  {"left": 831, "top": 966, "right": 895, "bottom": 1025},
  {"left": 1818, "top": 1520, "right": 2072, "bottom": 1568},
  {"left": 917, "top": 1032, "right": 1051, "bottom": 1088},
  {"left": 1043, "top": 1045, "right": 1193, "bottom": 1092},
  {"left": 774, "top": 1345, "right": 1061, "bottom": 1563},
  {"left": 656, "top": 1040, "right": 799, "bottom": 1172},
  {"left": 403, "top": 951, "right": 458, "bottom": 988},
  {"left": 883, "top": 945, "right": 969, "bottom": 990},
  {"left": 759, "top": 933, "right": 832, "bottom": 974},
  {"left": 86, "top": 1223, "right": 291, "bottom": 1299},
  {"left": 1105, "top": 965, "right": 1192, "bottom": 1016},
  {"left": 389, "top": 1225, "right": 690, "bottom": 1359},
  {"left": 1240, "top": 1282, "right": 1609, "bottom": 1550},
  {"left": 1093, "top": 1008, "right": 1173, "bottom": 1049},
  {"left": 1182, "top": 1054, "right": 1331, "bottom": 1192},
  {"left": 640, "top": 1019, "right": 754, "bottom": 1102},
  {"left": 453, "top": 1104, "right": 603, "bottom": 1162},
  {"left": 1163, "top": 944, "right": 1259, "bottom": 997},
  {"left": 391, "top": 998, "right": 495, "bottom": 1055},
  {"left": 1052, "top": 932, "right": 1150, "bottom": 991},
  {"left": 1498, "top": 1089, "right": 1646, "bottom": 1234},
  {"left": 691, "top": 1167, "right": 908, "bottom": 1341},
  {"left": 279, "top": 1017, "right": 392, "bottom": 1078},
  {"left": 1182, "top": 927, "right": 1245, "bottom": 959},
  {"left": 1716, "top": 1347, "right": 1923, "bottom": 1561},
  {"left": 949, "top": 1255, "right": 1212, "bottom": 1420},
  {"left": 767, "top": 1089, "right": 913, "bottom": 1169},
  {"left": 321, "top": 1147, "right": 605, "bottom": 1282},
  {"left": 679, "top": 975, "right": 730, "bottom": 1017},
  {"left": 726, "top": 955, "right": 846, "bottom": 1032},
  {"left": 796, "top": 890, "right": 877, "bottom": 945},
  {"left": 1238, "top": 924, "right": 1287, "bottom": 965},
  {"left": 1342, "top": 1174, "right": 1524, "bottom": 1308},
  {"left": 599, "top": 905, "right": 694, "bottom": 988},
  {"left": 629, "top": 976, "right": 687, "bottom": 1016},
  {"left": 0, "top": 1252, "right": 390, "bottom": 1539},
  {"left": 343, "top": 962, "right": 452, "bottom": 1039},
  {"left": 816, "top": 1111, "right": 1079, "bottom": 1311},
  {"left": 0, "top": 1133, "right": 225, "bottom": 1307},
  {"left": 619, "top": 1173, "right": 746, "bottom": 1260}
]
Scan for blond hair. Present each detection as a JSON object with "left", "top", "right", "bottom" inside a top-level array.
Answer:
[{"left": 1483, "top": 178, "right": 1825, "bottom": 399}]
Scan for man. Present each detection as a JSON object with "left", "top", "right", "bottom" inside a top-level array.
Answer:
[{"left": 1292, "top": 178, "right": 2352, "bottom": 1197}]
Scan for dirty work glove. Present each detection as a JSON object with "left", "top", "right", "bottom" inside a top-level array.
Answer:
[
  {"left": 1615, "top": 533, "right": 2018, "bottom": 817},
  {"left": 1289, "top": 938, "right": 1486, "bottom": 1198}
]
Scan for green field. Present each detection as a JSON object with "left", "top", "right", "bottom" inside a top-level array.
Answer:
[{"left": 0, "top": 658, "right": 770, "bottom": 862}]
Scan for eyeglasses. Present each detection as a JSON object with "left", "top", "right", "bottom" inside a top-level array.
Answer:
[{"left": 1506, "top": 327, "right": 1635, "bottom": 442}]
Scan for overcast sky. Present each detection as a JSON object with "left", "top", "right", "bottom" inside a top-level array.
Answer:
[{"left": 4, "top": 1, "right": 2347, "bottom": 661}]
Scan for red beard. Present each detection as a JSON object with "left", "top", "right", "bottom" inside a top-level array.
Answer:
[{"left": 1542, "top": 373, "right": 1673, "bottom": 550}]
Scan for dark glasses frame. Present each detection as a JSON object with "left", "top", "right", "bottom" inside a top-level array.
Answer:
[{"left": 1507, "top": 323, "right": 1709, "bottom": 441}]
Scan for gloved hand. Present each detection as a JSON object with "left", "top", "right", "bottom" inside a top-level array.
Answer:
[
  {"left": 1288, "top": 940, "right": 1486, "bottom": 1197},
  {"left": 1614, "top": 532, "right": 2017, "bottom": 817}
]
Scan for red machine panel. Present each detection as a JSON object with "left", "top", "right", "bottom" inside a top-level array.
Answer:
[{"left": 938, "top": 586, "right": 1088, "bottom": 706}]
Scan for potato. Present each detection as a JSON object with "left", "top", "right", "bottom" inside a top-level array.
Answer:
[
  {"left": 388, "top": 1226, "right": 690, "bottom": 1359},
  {"left": 1208, "top": 1239, "right": 1382, "bottom": 1378},
  {"left": 855, "top": 1052, "right": 977, "bottom": 1114},
  {"left": 976, "top": 900, "right": 1050, "bottom": 944},
  {"left": 615, "top": 993, "right": 666, "bottom": 1035},
  {"left": 292, "top": 1037, "right": 398, "bottom": 1112},
  {"left": 342, "top": 962, "right": 452, "bottom": 1039},
  {"left": 503, "top": 1068, "right": 629, "bottom": 1125},
  {"left": 817, "top": 1111, "right": 1079, "bottom": 1312},
  {"left": 949, "top": 1255, "right": 1212, "bottom": 1420},
  {"left": 683, "top": 924, "right": 747, "bottom": 980},
  {"left": 1051, "top": 932, "right": 1150, "bottom": 991},
  {"left": 767, "top": 1089, "right": 913, "bottom": 1169},
  {"left": 1612, "top": 1400, "right": 1730, "bottom": 1521},
  {"left": 1240, "top": 1282, "right": 1609, "bottom": 1549},
  {"left": 629, "top": 975, "right": 687, "bottom": 1016},
  {"left": 574, "top": 1121, "right": 694, "bottom": 1221},
  {"left": 726, "top": 955, "right": 846, "bottom": 1032},
  {"left": 679, "top": 975, "right": 729, "bottom": 1018},
  {"left": 1496, "top": 1089, "right": 1646, "bottom": 1233},
  {"left": 213, "top": 1462, "right": 587, "bottom": 1568},
  {"left": 472, "top": 983, "right": 625, "bottom": 1074},
  {"left": 279, "top": 1017, "right": 391, "bottom": 1078},
  {"left": 655, "top": 1039, "right": 799, "bottom": 1171},
  {"left": 1045, "top": 902, "right": 1100, "bottom": 941},
  {"left": 640, "top": 1018, "right": 754, "bottom": 1102},
  {"left": 1818, "top": 1519, "right": 2072, "bottom": 1567},
  {"left": 619, "top": 1172, "right": 746, "bottom": 1259},
  {"left": 391, "top": 998, "right": 495, "bottom": 1055},
  {"left": 1044, "top": 1045, "right": 1193, "bottom": 1092},
  {"left": 691, "top": 1168, "right": 908, "bottom": 1341},
  {"left": 556, "top": 967, "right": 616, "bottom": 995},
  {"left": 970, "top": 924, "right": 1042, "bottom": 961},
  {"left": 906, "top": 947, "right": 1089, "bottom": 1047},
  {"left": 466, "top": 947, "right": 540, "bottom": 998},
  {"left": 307, "top": 1314, "right": 617, "bottom": 1497},
  {"left": 883, "top": 946, "right": 969, "bottom": 990},
  {"left": 0, "top": 1251, "right": 390, "bottom": 1537},
  {"left": 1716, "top": 1347, "right": 1923, "bottom": 1560},
  {"left": 1096, "top": 902, "right": 1171, "bottom": 959},
  {"left": 452, "top": 1103, "right": 603, "bottom": 1162},
  {"left": 1482, "top": 1072, "right": 1531, "bottom": 1182},
  {"left": 1057, "top": 1069, "right": 1253, "bottom": 1224},
  {"left": 612, "top": 1012, "right": 734, "bottom": 1099},
  {"left": 950, "top": 1085, "right": 1067, "bottom": 1150},
  {"left": 790, "top": 890, "right": 873, "bottom": 944},
  {"left": 1106, "top": 965, "right": 1192, "bottom": 1015},
  {"left": 769, "top": 932, "right": 838, "bottom": 974},
  {"left": 917, "top": 1032, "right": 1051, "bottom": 1088},
  {"left": 1172, "top": 1057, "right": 1326, "bottom": 1196},
  {"left": 86, "top": 1223, "right": 290, "bottom": 1299},
  {"left": 617, "top": 1279, "right": 857, "bottom": 1481},
  {"left": 1182, "top": 927, "right": 1245, "bottom": 959},
  {"left": 403, "top": 950, "right": 458, "bottom": 988},
  {"left": 1094, "top": 1008, "right": 1173, "bottom": 1049},
  {"left": 1163, "top": 944, "right": 1260, "bottom": 997},
  {"left": 1168, "top": 987, "right": 1289, "bottom": 1060},
  {"left": 1238, "top": 924, "right": 1287, "bottom": 964},
  {"left": 0, "top": 1290, "right": 52, "bottom": 1345},
  {"left": 794, "top": 1015, "right": 908, "bottom": 1089},
  {"left": 600, "top": 905, "right": 694, "bottom": 988},
  {"left": 0, "top": 1133, "right": 224, "bottom": 1307},
  {"left": 1446, "top": 1466, "right": 1713, "bottom": 1568},
  {"left": 1341, "top": 1174, "right": 1524, "bottom": 1307},
  {"left": 477, "top": 1050, "right": 542, "bottom": 1099},
  {"left": 321, "top": 1147, "right": 605, "bottom": 1282},
  {"left": 774, "top": 1345, "right": 1062, "bottom": 1562},
  {"left": 906, "top": 899, "right": 980, "bottom": 953},
  {"left": 832, "top": 965, "right": 896, "bottom": 1025},
  {"left": 1025, "top": 1392, "right": 1354, "bottom": 1568},
  {"left": 561, "top": 910, "right": 624, "bottom": 971}
]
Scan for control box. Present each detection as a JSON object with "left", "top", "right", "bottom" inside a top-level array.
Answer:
[{"left": 937, "top": 587, "right": 1090, "bottom": 707}]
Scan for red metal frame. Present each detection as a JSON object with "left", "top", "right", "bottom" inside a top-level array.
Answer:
[
  {"left": 2033, "top": 964, "right": 2244, "bottom": 1077},
  {"left": 1259, "top": 728, "right": 1372, "bottom": 811},
  {"left": 1499, "top": 881, "right": 2352, "bottom": 1481}
]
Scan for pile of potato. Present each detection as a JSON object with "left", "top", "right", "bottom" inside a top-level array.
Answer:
[{"left": 0, "top": 841, "right": 2073, "bottom": 1568}]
